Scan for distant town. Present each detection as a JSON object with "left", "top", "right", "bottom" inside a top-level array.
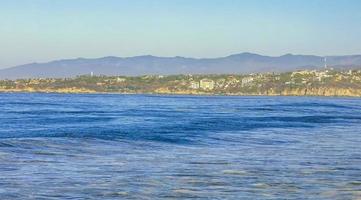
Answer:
[{"left": 1, "top": 68, "right": 361, "bottom": 97}]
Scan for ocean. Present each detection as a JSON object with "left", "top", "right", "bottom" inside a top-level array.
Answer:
[{"left": 0, "top": 93, "right": 360, "bottom": 199}]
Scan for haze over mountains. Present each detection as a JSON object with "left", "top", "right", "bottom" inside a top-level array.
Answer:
[{"left": 1, "top": 53, "right": 361, "bottom": 79}]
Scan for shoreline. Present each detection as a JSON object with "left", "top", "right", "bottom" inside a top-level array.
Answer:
[
  {"left": 1, "top": 89, "right": 360, "bottom": 98},
  {"left": 2, "top": 69, "right": 361, "bottom": 98}
]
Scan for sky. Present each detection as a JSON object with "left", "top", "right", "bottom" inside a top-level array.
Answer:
[{"left": 0, "top": 0, "right": 361, "bottom": 68}]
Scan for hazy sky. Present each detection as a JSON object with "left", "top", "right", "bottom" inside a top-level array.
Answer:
[{"left": 1, "top": 0, "right": 361, "bottom": 68}]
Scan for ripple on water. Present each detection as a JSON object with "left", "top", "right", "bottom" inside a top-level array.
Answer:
[{"left": 222, "top": 169, "right": 249, "bottom": 176}]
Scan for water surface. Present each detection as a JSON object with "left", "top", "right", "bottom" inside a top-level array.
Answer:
[{"left": 0, "top": 93, "right": 360, "bottom": 199}]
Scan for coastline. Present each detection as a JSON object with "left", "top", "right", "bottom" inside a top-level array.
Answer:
[
  {"left": 1, "top": 88, "right": 361, "bottom": 98},
  {"left": 2, "top": 69, "right": 361, "bottom": 98}
]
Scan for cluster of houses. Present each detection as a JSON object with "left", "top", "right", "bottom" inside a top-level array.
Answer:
[
  {"left": 288, "top": 69, "right": 361, "bottom": 85},
  {"left": 188, "top": 69, "right": 361, "bottom": 90},
  {"left": 190, "top": 79, "right": 215, "bottom": 90},
  {"left": 189, "top": 77, "right": 254, "bottom": 90}
]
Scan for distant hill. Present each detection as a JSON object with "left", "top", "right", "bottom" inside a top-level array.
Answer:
[{"left": 1, "top": 53, "right": 361, "bottom": 79}]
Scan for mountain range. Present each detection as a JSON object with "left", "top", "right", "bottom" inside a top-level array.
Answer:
[{"left": 1, "top": 52, "right": 361, "bottom": 79}]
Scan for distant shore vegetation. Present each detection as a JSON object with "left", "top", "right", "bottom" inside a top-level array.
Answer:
[{"left": 1, "top": 69, "right": 361, "bottom": 97}]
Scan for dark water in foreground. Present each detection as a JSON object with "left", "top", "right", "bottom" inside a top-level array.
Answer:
[{"left": 0, "top": 93, "right": 360, "bottom": 199}]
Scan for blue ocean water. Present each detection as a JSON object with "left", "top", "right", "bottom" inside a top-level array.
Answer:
[{"left": 0, "top": 93, "right": 360, "bottom": 199}]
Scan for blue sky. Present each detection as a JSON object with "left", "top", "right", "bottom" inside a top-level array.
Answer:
[{"left": 0, "top": 0, "right": 361, "bottom": 68}]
